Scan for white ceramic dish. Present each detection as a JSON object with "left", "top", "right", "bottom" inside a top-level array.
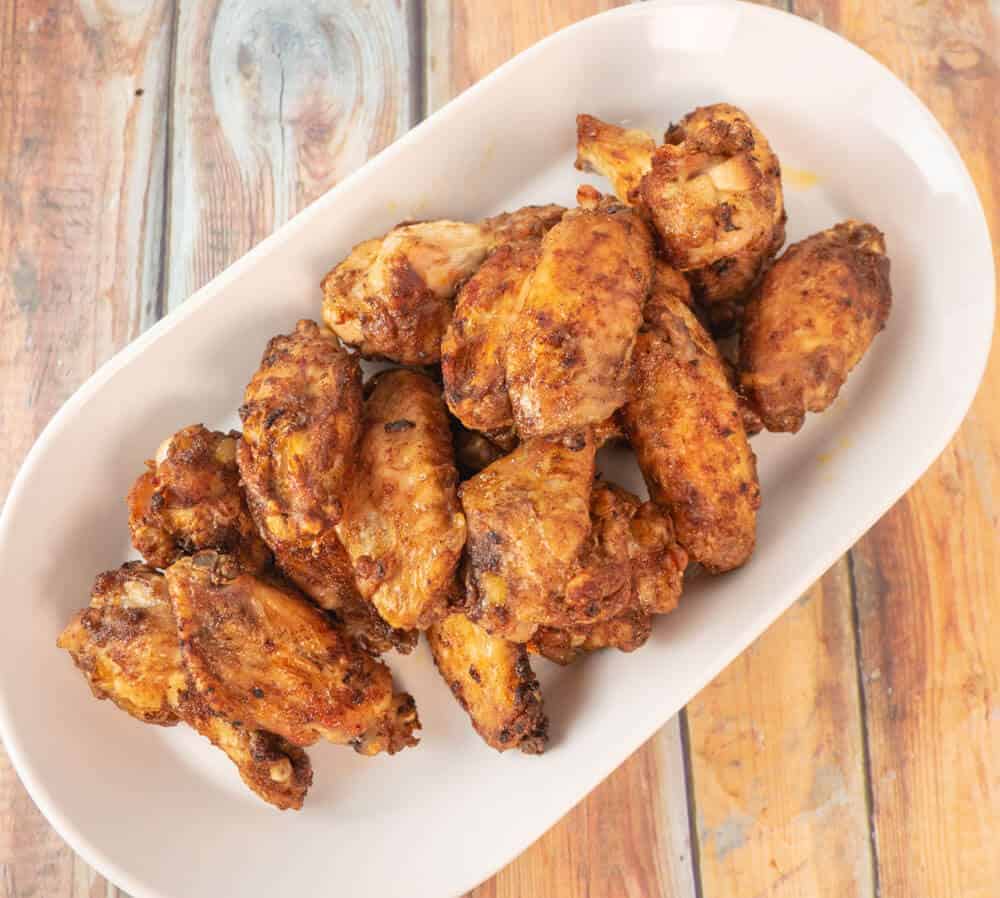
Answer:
[{"left": 0, "top": 2, "right": 993, "bottom": 896}]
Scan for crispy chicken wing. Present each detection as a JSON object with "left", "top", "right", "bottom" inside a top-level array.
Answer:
[
  {"left": 505, "top": 203, "right": 654, "bottom": 438},
  {"left": 238, "top": 320, "right": 415, "bottom": 654},
  {"left": 337, "top": 370, "right": 465, "bottom": 630},
  {"left": 527, "top": 482, "right": 687, "bottom": 663},
  {"left": 166, "top": 552, "right": 419, "bottom": 755},
  {"left": 740, "top": 221, "right": 892, "bottom": 433},
  {"left": 57, "top": 563, "right": 312, "bottom": 810},
  {"left": 321, "top": 206, "right": 564, "bottom": 365},
  {"left": 577, "top": 105, "right": 785, "bottom": 311},
  {"left": 622, "top": 260, "right": 760, "bottom": 572},
  {"left": 442, "top": 240, "right": 540, "bottom": 433},
  {"left": 127, "top": 425, "right": 271, "bottom": 572},
  {"left": 428, "top": 612, "right": 547, "bottom": 754}
]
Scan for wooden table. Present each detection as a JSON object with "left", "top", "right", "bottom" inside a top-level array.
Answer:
[{"left": 1, "top": 1, "right": 997, "bottom": 895}]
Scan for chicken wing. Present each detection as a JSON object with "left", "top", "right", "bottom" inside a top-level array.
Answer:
[
  {"left": 238, "top": 320, "right": 415, "bottom": 654},
  {"left": 740, "top": 221, "right": 892, "bottom": 433},
  {"left": 622, "top": 260, "right": 760, "bottom": 573},
  {"left": 337, "top": 370, "right": 465, "bottom": 631},
  {"left": 127, "top": 425, "right": 271, "bottom": 572},
  {"left": 321, "top": 206, "right": 564, "bottom": 365},
  {"left": 577, "top": 105, "right": 785, "bottom": 312},
  {"left": 167, "top": 551, "right": 420, "bottom": 754},
  {"left": 57, "top": 563, "right": 312, "bottom": 810},
  {"left": 442, "top": 239, "right": 540, "bottom": 434},
  {"left": 527, "top": 482, "right": 687, "bottom": 663},
  {"left": 428, "top": 612, "right": 547, "bottom": 754},
  {"left": 461, "top": 431, "right": 598, "bottom": 642},
  {"left": 505, "top": 203, "right": 654, "bottom": 438}
]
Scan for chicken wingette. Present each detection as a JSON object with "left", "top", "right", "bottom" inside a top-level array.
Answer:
[
  {"left": 428, "top": 612, "right": 547, "bottom": 754},
  {"left": 621, "top": 261, "right": 760, "bottom": 573},
  {"left": 166, "top": 552, "right": 420, "bottom": 755},
  {"left": 337, "top": 370, "right": 466, "bottom": 631},
  {"left": 321, "top": 206, "right": 564, "bottom": 364},
  {"left": 127, "top": 424, "right": 270, "bottom": 572},
  {"left": 505, "top": 202, "right": 654, "bottom": 439},
  {"left": 238, "top": 320, "right": 415, "bottom": 654},
  {"left": 740, "top": 221, "right": 892, "bottom": 433},
  {"left": 56, "top": 563, "right": 312, "bottom": 810}
]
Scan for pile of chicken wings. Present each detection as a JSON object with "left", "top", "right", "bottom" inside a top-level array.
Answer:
[{"left": 59, "top": 103, "right": 892, "bottom": 810}]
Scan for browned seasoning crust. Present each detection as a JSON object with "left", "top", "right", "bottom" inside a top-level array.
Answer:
[
  {"left": 505, "top": 203, "right": 655, "bottom": 439},
  {"left": 337, "top": 370, "right": 466, "bottom": 631},
  {"left": 237, "top": 319, "right": 415, "bottom": 654},
  {"left": 127, "top": 424, "right": 271, "bottom": 572},
  {"left": 442, "top": 239, "right": 541, "bottom": 434},
  {"left": 622, "top": 260, "right": 760, "bottom": 573},
  {"left": 166, "top": 552, "right": 420, "bottom": 756},
  {"left": 428, "top": 612, "right": 547, "bottom": 754},
  {"left": 321, "top": 206, "right": 564, "bottom": 365},
  {"left": 56, "top": 562, "right": 312, "bottom": 810},
  {"left": 740, "top": 220, "right": 892, "bottom": 433}
]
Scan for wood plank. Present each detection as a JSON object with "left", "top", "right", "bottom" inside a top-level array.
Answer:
[
  {"left": 685, "top": 560, "right": 875, "bottom": 898},
  {"left": 790, "top": 3, "right": 1000, "bottom": 897},
  {"left": 425, "top": 3, "right": 694, "bottom": 895},
  {"left": 163, "top": 0, "right": 420, "bottom": 312},
  {"left": 0, "top": 0, "right": 175, "bottom": 895}
]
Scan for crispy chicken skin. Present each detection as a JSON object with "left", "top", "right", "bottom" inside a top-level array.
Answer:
[
  {"left": 442, "top": 240, "right": 540, "bottom": 434},
  {"left": 505, "top": 203, "right": 654, "bottom": 439},
  {"left": 528, "top": 482, "right": 687, "bottom": 664},
  {"left": 428, "top": 612, "right": 547, "bottom": 754},
  {"left": 57, "top": 563, "right": 312, "bottom": 810},
  {"left": 238, "top": 320, "right": 415, "bottom": 654},
  {"left": 337, "top": 370, "right": 466, "bottom": 630},
  {"left": 461, "top": 431, "right": 598, "bottom": 642},
  {"left": 577, "top": 106, "right": 785, "bottom": 310},
  {"left": 645, "top": 104, "right": 785, "bottom": 307},
  {"left": 321, "top": 206, "right": 564, "bottom": 365},
  {"left": 127, "top": 425, "right": 271, "bottom": 572},
  {"left": 166, "top": 552, "right": 420, "bottom": 755},
  {"left": 622, "top": 260, "right": 760, "bottom": 573},
  {"left": 740, "top": 221, "right": 892, "bottom": 433},
  {"left": 575, "top": 114, "right": 656, "bottom": 202}
]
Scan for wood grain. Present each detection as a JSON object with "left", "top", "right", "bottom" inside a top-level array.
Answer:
[
  {"left": 685, "top": 561, "right": 875, "bottom": 898},
  {"left": 789, "top": 4, "right": 1000, "bottom": 897},
  {"left": 163, "top": 0, "right": 420, "bottom": 312},
  {"left": 0, "top": 1, "right": 174, "bottom": 895}
]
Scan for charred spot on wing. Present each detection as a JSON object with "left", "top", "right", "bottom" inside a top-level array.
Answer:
[{"left": 383, "top": 419, "right": 416, "bottom": 433}]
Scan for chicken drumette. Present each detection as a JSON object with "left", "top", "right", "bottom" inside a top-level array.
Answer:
[
  {"left": 321, "top": 205, "right": 564, "bottom": 365},
  {"left": 577, "top": 104, "right": 786, "bottom": 328},
  {"left": 740, "top": 221, "right": 892, "bottom": 433},
  {"left": 127, "top": 424, "right": 271, "bottom": 572},
  {"left": 57, "top": 563, "right": 312, "bottom": 810},
  {"left": 622, "top": 260, "right": 760, "bottom": 573},
  {"left": 337, "top": 370, "right": 466, "bottom": 631},
  {"left": 238, "top": 320, "right": 415, "bottom": 654}
]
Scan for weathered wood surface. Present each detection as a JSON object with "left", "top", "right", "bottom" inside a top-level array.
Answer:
[{"left": 0, "top": 0, "right": 997, "bottom": 896}]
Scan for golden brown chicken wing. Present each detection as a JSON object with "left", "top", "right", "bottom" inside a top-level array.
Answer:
[
  {"left": 127, "top": 425, "right": 271, "bottom": 572},
  {"left": 576, "top": 105, "right": 785, "bottom": 313},
  {"left": 527, "top": 482, "right": 687, "bottom": 663},
  {"left": 321, "top": 206, "right": 564, "bottom": 365},
  {"left": 238, "top": 320, "right": 414, "bottom": 654},
  {"left": 57, "top": 563, "right": 312, "bottom": 810},
  {"left": 622, "top": 260, "right": 760, "bottom": 573},
  {"left": 505, "top": 203, "right": 654, "bottom": 439},
  {"left": 739, "top": 221, "right": 892, "bottom": 433},
  {"left": 167, "top": 552, "right": 420, "bottom": 754},
  {"left": 644, "top": 104, "right": 785, "bottom": 307},
  {"left": 337, "top": 370, "right": 465, "bottom": 631},
  {"left": 428, "top": 612, "right": 547, "bottom": 754},
  {"left": 575, "top": 114, "right": 656, "bottom": 202},
  {"left": 441, "top": 239, "right": 540, "bottom": 434}
]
